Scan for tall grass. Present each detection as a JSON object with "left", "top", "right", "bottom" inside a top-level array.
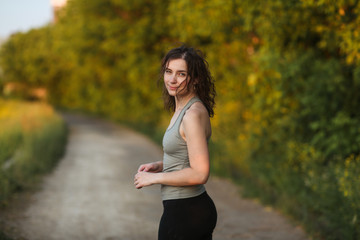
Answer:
[{"left": 0, "top": 99, "right": 67, "bottom": 204}]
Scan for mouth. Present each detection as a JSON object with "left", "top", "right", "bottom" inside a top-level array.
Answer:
[{"left": 168, "top": 86, "right": 178, "bottom": 91}]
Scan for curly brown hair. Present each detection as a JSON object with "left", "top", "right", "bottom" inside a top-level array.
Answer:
[{"left": 159, "top": 45, "right": 216, "bottom": 117}]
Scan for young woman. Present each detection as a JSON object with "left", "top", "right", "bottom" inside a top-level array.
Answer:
[{"left": 134, "top": 45, "right": 217, "bottom": 240}]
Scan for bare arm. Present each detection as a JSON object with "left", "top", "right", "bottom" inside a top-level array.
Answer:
[{"left": 134, "top": 107, "right": 210, "bottom": 189}]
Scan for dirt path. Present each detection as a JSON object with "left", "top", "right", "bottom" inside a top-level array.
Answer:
[{"left": 1, "top": 113, "right": 309, "bottom": 240}]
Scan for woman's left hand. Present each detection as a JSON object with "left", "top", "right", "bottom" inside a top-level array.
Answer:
[{"left": 134, "top": 171, "right": 158, "bottom": 189}]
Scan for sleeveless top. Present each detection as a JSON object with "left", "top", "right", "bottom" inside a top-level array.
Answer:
[{"left": 161, "top": 97, "right": 206, "bottom": 201}]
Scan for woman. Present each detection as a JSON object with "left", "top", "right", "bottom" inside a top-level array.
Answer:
[{"left": 134, "top": 45, "right": 217, "bottom": 240}]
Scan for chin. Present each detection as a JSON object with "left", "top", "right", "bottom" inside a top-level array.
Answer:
[{"left": 167, "top": 90, "right": 177, "bottom": 96}]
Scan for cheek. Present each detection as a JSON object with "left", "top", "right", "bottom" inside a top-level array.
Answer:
[
  {"left": 163, "top": 75, "right": 170, "bottom": 84},
  {"left": 164, "top": 73, "right": 174, "bottom": 82},
  {"left": 178, "top": 79, "right": 190, "bottom": 89}
]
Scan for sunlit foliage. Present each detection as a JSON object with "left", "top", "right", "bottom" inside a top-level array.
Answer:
[
  {"left": 0, "top": 0, "right": 359, "bottom": 238},
  {"left": 0, "top": 100, "right": 67, "bottom": 204}
]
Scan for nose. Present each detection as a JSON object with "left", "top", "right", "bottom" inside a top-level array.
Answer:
[{"left": 169, "top": 73, "right": 177, "bottom": 83}]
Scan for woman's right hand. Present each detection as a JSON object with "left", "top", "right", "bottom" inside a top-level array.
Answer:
[{"left": 137, "top": 161, "right": 163, "bottom": 173}]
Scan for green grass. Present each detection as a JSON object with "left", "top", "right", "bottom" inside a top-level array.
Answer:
[{"left": 0, "top": 99, "right": 68, "bottom": 205}]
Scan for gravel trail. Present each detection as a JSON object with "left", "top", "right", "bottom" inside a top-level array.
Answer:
[{"left": 1, "top": 113, "right": 309, "bottom": 240}]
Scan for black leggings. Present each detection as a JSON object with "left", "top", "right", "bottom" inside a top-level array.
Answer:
[{"left": 158, "top": 191, "right": 217, "bottom": 240}]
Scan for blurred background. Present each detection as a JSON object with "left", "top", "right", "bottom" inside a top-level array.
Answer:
[{"left": 0, "top": 1, "right": 359, "bottom": 239}]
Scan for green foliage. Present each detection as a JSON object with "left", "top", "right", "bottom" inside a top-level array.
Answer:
[
  {"left": 0, "top": 0, "right": 359, "bottom": 239},
  {"left": 0, "top": 100, "right": 67, "bottom": 204},
  {"left": 0, "top": 27, "right": 59, "bottom": 87}
]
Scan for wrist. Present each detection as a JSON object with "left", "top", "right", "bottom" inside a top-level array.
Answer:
[{"left": 154, "top": 172, "right": 163, "bottom": 184}]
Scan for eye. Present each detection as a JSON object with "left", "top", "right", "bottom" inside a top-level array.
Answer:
[
  {"left": 177, "top": 72, "right": 187, "bottom": 77},
  {"left": 165, "top": 69, "right": 172, "bottom": 74}
]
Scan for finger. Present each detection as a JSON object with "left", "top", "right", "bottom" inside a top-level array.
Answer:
[
  {"left": 135, "top": 182, "right": 142, "bottom": 189},
  {"left": 138, "top": 166, "right": 145, "bottom": 172},
  {"left": 142, "top": 166, "right": 151, "bottom": 172}
]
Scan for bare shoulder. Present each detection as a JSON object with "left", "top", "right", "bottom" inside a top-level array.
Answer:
[
  {"left": 181, "top": 102, "right": 211, "bottom": 140},
  {"left": 183, "top": 102, "right": 209, "bottom": 123}
]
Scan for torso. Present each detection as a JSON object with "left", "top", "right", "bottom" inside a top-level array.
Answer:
[{"left": 161, "top": 97, "right": 208, "bottom": 200}]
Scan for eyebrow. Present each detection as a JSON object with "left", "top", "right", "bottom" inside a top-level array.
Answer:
[{"left": 165, "top": 68, "right": 187, "bottom": 73}]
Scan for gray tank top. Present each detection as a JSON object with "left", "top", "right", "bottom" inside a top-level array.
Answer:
[{"left": 161, "top": 97, "right": 206, "bottom": 200}]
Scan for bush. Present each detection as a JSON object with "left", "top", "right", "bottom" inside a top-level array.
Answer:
[
  {"left": 0, "top": 1, "right": 359, "bottom": 239},
  {"left": 0, "top": 99, "right": 67, "bottom": 204}
]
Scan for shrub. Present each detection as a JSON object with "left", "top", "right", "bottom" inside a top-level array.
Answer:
[{"left": 0, "top": 99, "right": 67, "bottom": 204}]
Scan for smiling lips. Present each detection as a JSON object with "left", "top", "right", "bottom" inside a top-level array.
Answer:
[{"left": 168, "top": 86, "right": 178, "bottom": 91}]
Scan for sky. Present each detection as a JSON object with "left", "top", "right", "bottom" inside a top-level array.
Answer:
[{"left": 0, "top": 0, "right": 54, "bottom": 39}]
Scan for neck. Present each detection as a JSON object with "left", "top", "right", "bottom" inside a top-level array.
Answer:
[{"left": 174, "top": 94, "right": 196, "bottom": 111}]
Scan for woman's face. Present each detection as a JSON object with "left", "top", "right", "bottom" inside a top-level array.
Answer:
[{"left": 164, "top": 58, "right": 191, "bottom": 97}]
